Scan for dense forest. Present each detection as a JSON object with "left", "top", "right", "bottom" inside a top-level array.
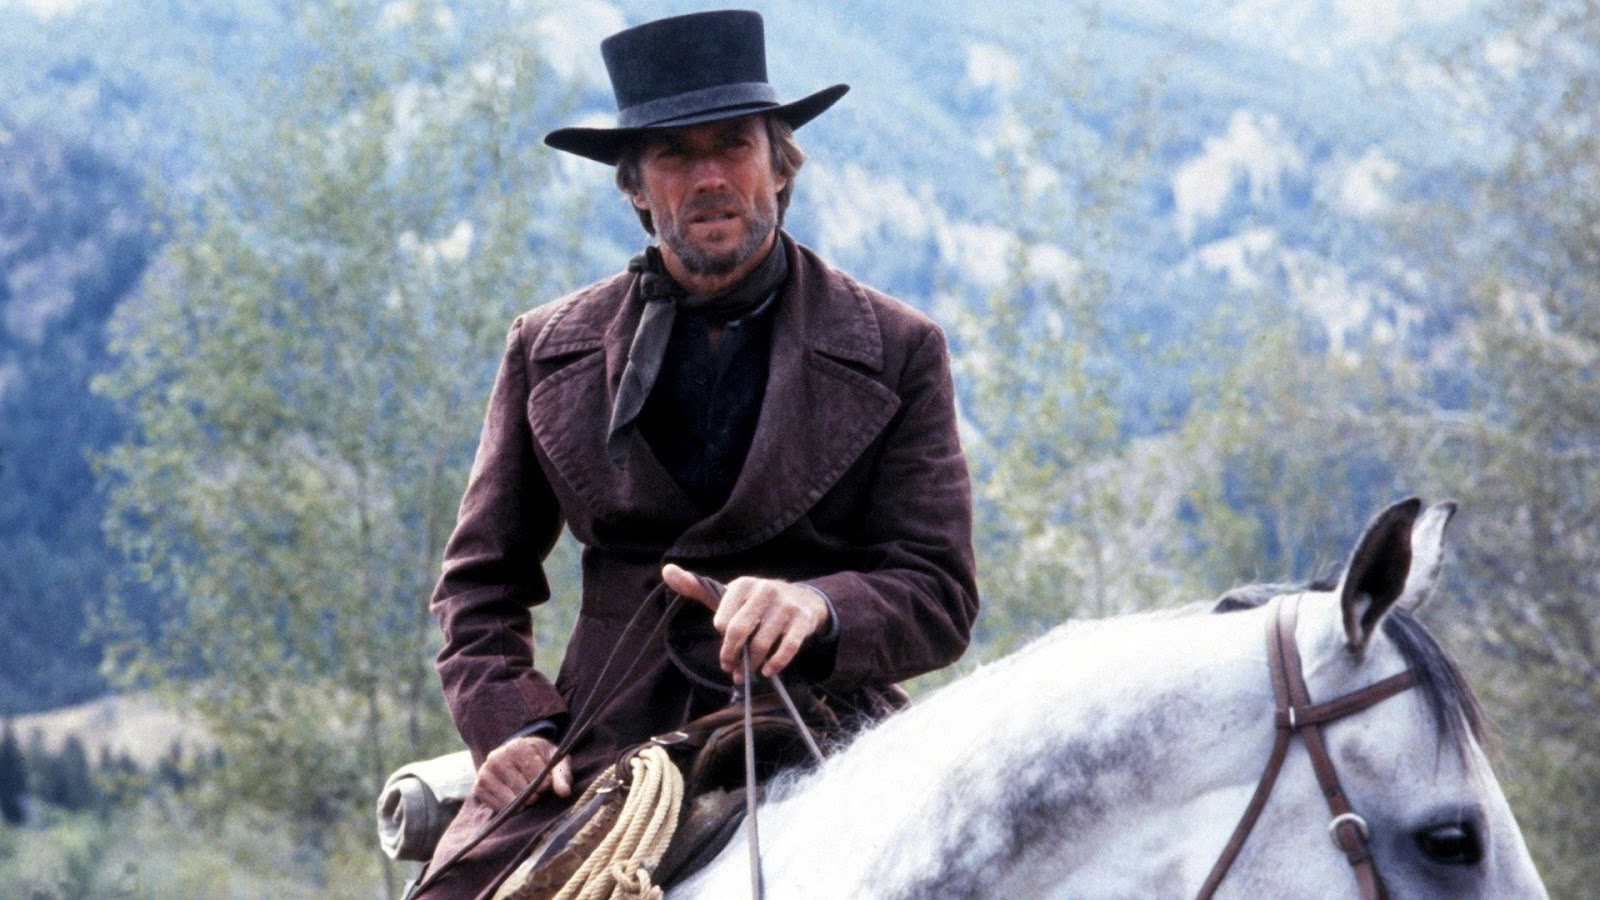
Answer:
[
  {"left": 2, "top": 0, "right": 1597, "bottom": 896},
  {"left": 0, "top": 127, "right": 151, "bottom": 713}
]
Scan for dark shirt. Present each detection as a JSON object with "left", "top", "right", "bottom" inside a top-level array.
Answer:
[{"left": 638, "top": 290, "right": 779, "bottom": 512}]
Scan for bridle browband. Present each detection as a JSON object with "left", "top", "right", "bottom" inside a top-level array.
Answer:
[{"left": 1197, "top": 594, "right": 1418, "bottom": 900}]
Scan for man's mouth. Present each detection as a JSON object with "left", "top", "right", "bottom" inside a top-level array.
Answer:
[{"left": 688, "top": 209, "right": 740, "bottom": 225}]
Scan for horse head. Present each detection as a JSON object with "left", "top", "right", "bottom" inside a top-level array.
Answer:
[{"left": 1210, "top": 498, "right": 1546, "bottom": 899}]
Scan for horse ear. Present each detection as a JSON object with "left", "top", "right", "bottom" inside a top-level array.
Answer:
[
  {"left": 1396, "top": 501, "right": 1458, "bottom": 613},
  {"left": 1336, "top": 497, "right": 1423, "bottom": 653}
]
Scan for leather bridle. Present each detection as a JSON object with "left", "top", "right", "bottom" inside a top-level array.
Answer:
[{"left": 1197, "top": 594, "right": 1418, "bottom": 899}]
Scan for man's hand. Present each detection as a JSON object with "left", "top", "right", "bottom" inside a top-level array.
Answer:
[
  {"left": 473, "top": 734, "right": 573, "bottom": 812},
  {"left": 662, "top": 563, "right": 832, "bottom": 682}
]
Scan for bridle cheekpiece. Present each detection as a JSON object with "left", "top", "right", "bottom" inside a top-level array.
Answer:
[{"left": 1198, "top": 594, "right": 1418, "bottom": 900}]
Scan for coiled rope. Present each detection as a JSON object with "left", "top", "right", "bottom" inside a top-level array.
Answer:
[{"left": 496, "top": 744, "right": 684, "bottom": 900}]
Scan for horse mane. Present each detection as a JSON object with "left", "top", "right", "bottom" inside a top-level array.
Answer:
[{"left": 1212, "top": 580, "right": 1489, "bottom": 762}]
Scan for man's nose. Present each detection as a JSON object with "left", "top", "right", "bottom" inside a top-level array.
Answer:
[{"left": 688, "top": 155, "right": 731, "bottom": 190}]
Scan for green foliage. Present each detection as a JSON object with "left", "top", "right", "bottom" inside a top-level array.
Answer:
[
  {"left": 0, "top": 810, "right": 132, "bottom": 899},
  {"left": 944, "top": 12, "right": 1439, "bottom": 690},
  {"left": 0, "top": 799, "right": 376, "bottom": 899},
  {"left": 951, "top": 30, "right": 1203, "bottom": 659},
  {"left": 20, "top": 731, "right": 104, "bottom": 818},
  {"left": 96, "top": 745, "right": 149, "bottom": 814},
  {"left": 0, "top": 720, "right": 23, "bottom": 825},
  {"left": 1173, "top": 290, "right": 1409, "bottom": 588},
  {"left": 37, "top": 736, "right": 96, "bottom": 814},
  {"left": 1386, "top": 1, "right": 1600, "bottom": 890},
  {"left": 94, "top": 0, "right": 585, "bottom": 852}
]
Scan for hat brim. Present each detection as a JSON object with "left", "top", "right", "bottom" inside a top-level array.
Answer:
[{"left": 544, "top": 84, "right": 848, "bottom": 165}]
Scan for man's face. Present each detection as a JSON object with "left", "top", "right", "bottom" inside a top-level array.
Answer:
[{"left": 631, "top": 115, "right": 787, "bottom": 280}]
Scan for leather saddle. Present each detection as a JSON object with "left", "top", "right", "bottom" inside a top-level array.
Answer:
[{"left": 510, "top": 688, "right": 840, "bottom": 897}]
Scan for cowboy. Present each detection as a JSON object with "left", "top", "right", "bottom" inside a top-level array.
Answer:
[{"left": 416, "top": 11, "right": 978, "bottom": 897}]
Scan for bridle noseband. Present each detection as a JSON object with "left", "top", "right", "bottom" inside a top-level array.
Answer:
[{"left": 1198, "top": 595, "right": 1417, "bottom": 900}]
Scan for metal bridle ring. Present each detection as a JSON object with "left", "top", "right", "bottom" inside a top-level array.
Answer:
[{"left": 1328, "top": 812, "right": 1371, "bottom": 846}]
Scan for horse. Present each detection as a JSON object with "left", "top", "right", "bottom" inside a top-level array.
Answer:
[{"left": 665, "top": 499, "right": 1548, "bottom": 898}]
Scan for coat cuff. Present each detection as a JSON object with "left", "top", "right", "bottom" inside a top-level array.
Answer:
[
  {"left": 457, "top": 678, "right": 568, "bottom": 767},
  {"left": 788, "top": 581, "right": 841, "bottom": 681},
  {"left": 798, "top": 582, "right": 841, "bottom": 642},
  {"left": 502, "top": 718, "right": 561, "bottom": 746},
  {"left": 797, "top": 570, "right": 910, "bottom": 690}
]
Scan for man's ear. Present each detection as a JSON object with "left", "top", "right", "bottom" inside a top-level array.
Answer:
[{"left": 630, "top": 191, "right": 650, "bottom": 212}]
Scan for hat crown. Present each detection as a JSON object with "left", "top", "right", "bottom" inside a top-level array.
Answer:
[
  {"left": 543, "top": 9, "right": 846, "bottom": 165},
  {"left": 601, "top": 11, "right": 770, "bottom": 117}
]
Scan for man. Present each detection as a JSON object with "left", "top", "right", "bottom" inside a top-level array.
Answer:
[{"left": 417, "top": 11, "right": 977, "bottom": 898}]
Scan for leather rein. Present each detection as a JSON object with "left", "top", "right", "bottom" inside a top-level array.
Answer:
[
  {"left": 405, "top": 574, "right": 821, "bottom": 900},
  {"left": 1197, "top": 594, "right": 1417, "bottom": 899}
]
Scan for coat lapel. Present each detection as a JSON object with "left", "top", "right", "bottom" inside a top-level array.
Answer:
[
  {"left": 526, "top": 240, "right": 903, "bottom": 558},
  {"left": 526, "top": 273, "right": 699, "bottom": 539},
  {"left": 669, "top": 239, "right": 901, "bottom": 558}
]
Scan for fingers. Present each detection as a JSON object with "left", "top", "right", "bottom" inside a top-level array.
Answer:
[
  {"left": 661, "top": 567, "right": 831, "bottom": 682},
  {"left": 717, "top": 578, "right": 827, "bottom": 683},
  {"left": 761, "top": 618, "right": 813, "bottom": 679},
  {"left": 473, "top": 736, "right": 567, "bottom": 811},
  {"left": 473, "top": 765, "right": 513, "bottom": 810},
  {"left": 551, "top": 756, "right": 574, "bottom": 798},
  {"left": 662, "top": 563, "right": 719, "bottom": 613},
  {"left": 712, "top": 576, "right": 745, "bottom": 634},
  {"left": 718, "top": 580, "right": 778, "bottom": 677}
]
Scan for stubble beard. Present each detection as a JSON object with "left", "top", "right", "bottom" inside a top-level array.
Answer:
[{"left": 657, "top": 191, "right": 779, "bottom": 278}]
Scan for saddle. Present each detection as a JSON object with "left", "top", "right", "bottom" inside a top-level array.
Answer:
[{"left": 495, "top": 689, "right": 840, "bottom": 899}]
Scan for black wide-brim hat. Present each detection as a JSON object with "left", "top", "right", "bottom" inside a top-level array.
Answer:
[{"left": 544, "top": 9, "right": 848, "bottom": 165}]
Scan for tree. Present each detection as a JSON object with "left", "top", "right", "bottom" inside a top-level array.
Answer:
[
  {"left": 155, "top": 740, "right": 187, "bottom": 795},
  {"left": 947, "top": 24, "right": 1222, "bottom": 662},
  {"left": 95, "top": 0, "right": 588, "bottom": 878},
  {"left": 1172, "top": 284, "right": 1410, "bottom": 587},
  {"left": 1387, "top": 1, "right": 1600, "bottom": 891},
  {"left": 0, "top": 718, "right": 24, "bottom": 825},
  {"left": 37, "top": 734, "right": 97, "bottom": 813},
  {"left": 0, "top": 128, "right": 152, "bottom": 714},
  {"left": 949, "top": 10, "right": 1419, "bottom": 669},
  {"left": 95, "top": 743, "right": 145, "bottom": 814}
]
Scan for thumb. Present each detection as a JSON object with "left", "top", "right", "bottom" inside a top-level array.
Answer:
[
  {"left": 662, "top": 563, "right": 720, "bottom": 613},
  {"left": 551, "top": 756, "right": 574, "bottom": 798}
]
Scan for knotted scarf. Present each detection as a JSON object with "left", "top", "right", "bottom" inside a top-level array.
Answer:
[{"left": 606, "top": 238, "right": 789, "bottom": 467}]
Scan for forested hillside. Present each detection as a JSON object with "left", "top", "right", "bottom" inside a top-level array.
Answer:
[
  {"left": 2, "top": 0, "right": 1597, "bottom": 895},
  {"left": 0, "top": 127, "right": 151, "bottom": 712}
]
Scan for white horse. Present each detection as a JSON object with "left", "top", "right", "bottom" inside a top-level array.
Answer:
[{"left": 668, "top": 499, "right": 1547, "bottom": 899}]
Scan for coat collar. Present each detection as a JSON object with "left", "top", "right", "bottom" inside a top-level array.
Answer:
[
  {"left": 530, "top": 234, "right": 882, "bottom": 371},
  {"left": 526, "top": 234, "right": 899, "bottom": 559}
]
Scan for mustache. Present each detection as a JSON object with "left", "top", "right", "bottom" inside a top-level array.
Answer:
[{"left": 681, "top": 192, "right": 749, "bottom": 220}]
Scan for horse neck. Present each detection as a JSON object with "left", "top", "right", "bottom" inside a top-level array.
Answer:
[{"left": 742, "top": 610, "right": 1279, "bottom": 898}]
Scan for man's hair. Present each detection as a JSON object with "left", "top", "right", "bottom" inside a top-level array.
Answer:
[{"left": 615, "top": 115, "right": 806, "bottom": 235}]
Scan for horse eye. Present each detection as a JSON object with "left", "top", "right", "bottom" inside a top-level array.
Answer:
[{"left": 1414, "top": 822, "right": 1484, "bottom": 865}]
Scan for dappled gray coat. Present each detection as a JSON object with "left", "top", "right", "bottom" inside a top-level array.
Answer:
[{"left": 421, "top": 237, "right": 978, "bottom": 897}]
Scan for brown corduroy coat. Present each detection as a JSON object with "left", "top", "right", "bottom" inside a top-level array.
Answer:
[{"left": 420, "top": 237, "right": 977, "bottom": 897}]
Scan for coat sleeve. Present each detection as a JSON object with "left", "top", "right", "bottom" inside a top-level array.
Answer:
[
  {"left": 803, "top": 322, "right": 979, "bottom": 689},
  {"left": 431, "top": 316, "right": 568, "bottom": 767}
]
